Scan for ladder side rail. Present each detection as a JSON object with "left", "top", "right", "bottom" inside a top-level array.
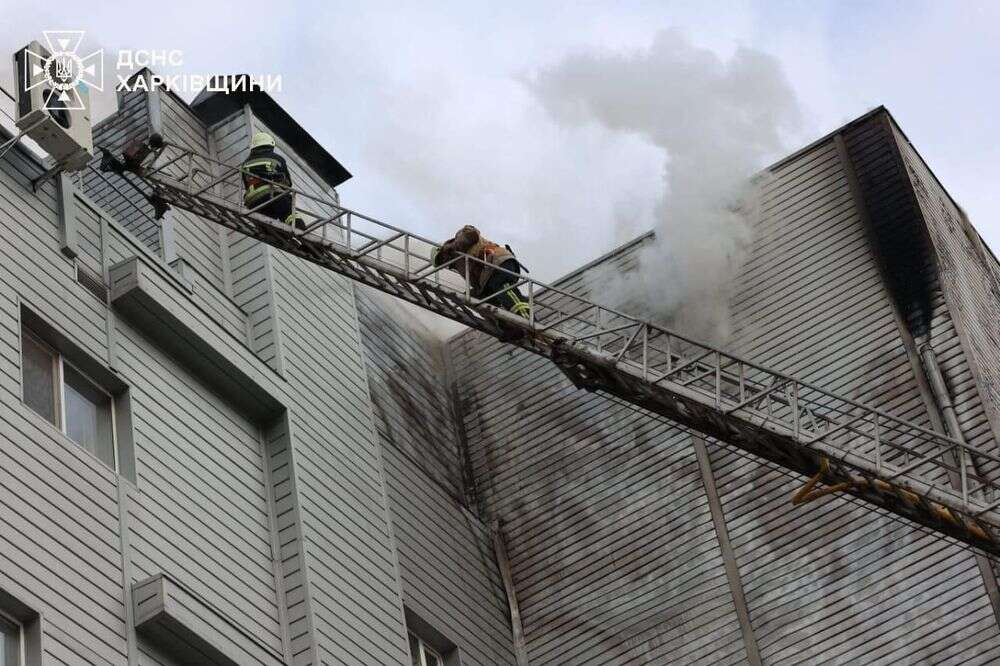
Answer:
[
  {"left": 148, "top": 153, "right": 992, "bottom": 462},
  {"left": 130, "top": 147, "right": 987, "bottom": 458},
  {"left": 118, "top": 142, "right": 1000, "bottom": 542}
]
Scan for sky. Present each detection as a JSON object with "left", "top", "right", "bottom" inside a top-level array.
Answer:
[{"left": 1, "top": 1, "right": 998, "bottom": 285}]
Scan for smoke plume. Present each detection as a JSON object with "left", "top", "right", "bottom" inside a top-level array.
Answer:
[{"left": 527, "top": 29, "right": 802, "bottom": 343}]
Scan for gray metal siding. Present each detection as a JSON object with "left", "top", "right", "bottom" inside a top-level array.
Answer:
[
  {"left": 211, "top": 110, "right": 285, "bottom": 372},
  {"left": 450, "top": 327, "right": 747, "bottom": 665},
  {"left": 263, "top": 419, "right": 314, "bottom": 665},
  {"left": 448, "top": 117, "right": 1000, "bottom": 663},
  {"left": 270, "top": 251, "right": 410, "bottom": 665},
  {"left": 0, "top": 158, "right": 108, "bottom": 362},
  {"left": 112, "top": 317, "right": 283, "bottom": 654},
  {"left": 382, "top": 442, "right": 517, "bottom": 665},
  {"left": 158, "top": 91, "right": 227, "bottom": 290},
  {"left": 355, "top": 286, "right": 516, "bottom": 665},
  {"left": 2, "top": 86, "right": 428, "bottom": 665},
  {"left": 0, "top": 148, "right": 126, "bottom": 663},
  {"left": 448, "top": 233, "right": 748, "bottom": 665},
  {"left": 892, "top": 122, "right": 1000, "bottom": 455},
  {"left": 75, "top": 197, "right": 105, "bottom": 276},
  {"left": 1, "top": 125, "right": 291, "bottom": 664},
  {"left": 356, "top": 287, "right": 465, "bottom": 498},
  {"left": 698, "top": 129, "right": 998, "bottom": 664},
  {"left": 82, "top": 89, "right": 161, "bottom": 255}
]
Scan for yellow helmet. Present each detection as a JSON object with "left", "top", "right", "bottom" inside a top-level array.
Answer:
[{"left": 251, "top": 132, "right": 275, "bottom": 150}]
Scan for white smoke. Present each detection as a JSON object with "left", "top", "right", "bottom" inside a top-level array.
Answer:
[{"left": 527, "top": 28, "right": 802, "bottom": 343}]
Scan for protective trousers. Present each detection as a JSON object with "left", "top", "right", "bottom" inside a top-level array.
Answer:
[
  {"left": 245, "top": 187, "right": 302, "bottom": 227},
  {"left": 480, "top": 258, "right": 530, "bottom": 318}
]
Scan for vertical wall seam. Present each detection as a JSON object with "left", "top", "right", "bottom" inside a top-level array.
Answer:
[
  {"left": 97, "top": 204, "right": 118, "bottom": 370},
  {"left": 56, "top": 173, "right": 78, "bottom": 259},
  {"left": 347, "top": 281, "right": 412, "bottom": 661},
  {"left": 260, "top": 422, "right": 294, "bottom": 664},
  {"left": 691, "top": 436, "right": 762, "bottom": 666},
  {"left": 261, "top": 245, "right": 287, "bottom": 377},
  {"left": 282, "top": 412, "right": 322, "bottom": 666},
  {"left": 115, "top": 481, "right": 138, "bottom": 665},
  {"left": 207, "top": 127, "right": 235, "bottom": 300},
  {"left": 490, "top": 520, "right": 529, "bottom": 666},
  {"left": 244, "top": 104, "right": 287, "bottom": 377}
]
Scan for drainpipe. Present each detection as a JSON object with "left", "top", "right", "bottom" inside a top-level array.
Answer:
[
  {"left": 917, "top": 341, "right": 1000, "bottom": 619},
  {"left": 491, "top": 520, "right": 530, "bottom": 666},
  {"left": 918, "top": 342, "right": 971, "bottom": 497}
]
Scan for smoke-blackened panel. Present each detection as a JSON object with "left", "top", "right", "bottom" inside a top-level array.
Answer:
[
  {"left": 356, "top": 286, "right": 467, "bottom": 502},
  {"left": 842, "top": 113, "right": 938, "bottom": 338}
]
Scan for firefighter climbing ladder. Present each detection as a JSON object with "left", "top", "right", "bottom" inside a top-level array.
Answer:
[{"left": 101, "top": 139, "right": 1000, "bottom": 557}]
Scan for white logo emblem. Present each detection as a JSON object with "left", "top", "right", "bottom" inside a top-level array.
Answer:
[{"left": 22, "top": 31, "right": 104, "bottom": 111}]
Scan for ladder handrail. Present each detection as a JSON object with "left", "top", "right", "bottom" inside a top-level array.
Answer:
[
  {"left": 106, "top": 139, "right": 1000, "bottom": 550},
  {"left": 149, "top": 144, "right": 986, "bottom": 444}
]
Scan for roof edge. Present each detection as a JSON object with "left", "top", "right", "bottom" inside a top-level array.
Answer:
[{"left": 191, "top": 75, "right": 352, "bottom": 189}]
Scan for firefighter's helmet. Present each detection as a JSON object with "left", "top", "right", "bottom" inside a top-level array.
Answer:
[{"left": 251, "top": 132, "right": 276, "bottom": 150}]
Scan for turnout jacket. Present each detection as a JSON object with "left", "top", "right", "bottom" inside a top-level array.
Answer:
[
  {"left": 241, "top": 146, "right": 292, "bottom": 205},
  {"left": 434, "top": 225, "right": 515, "bottom": 296}
]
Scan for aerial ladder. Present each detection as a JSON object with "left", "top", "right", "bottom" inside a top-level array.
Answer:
[{"left": 99, "top": 137, "right": 1000, "bottom": 558}]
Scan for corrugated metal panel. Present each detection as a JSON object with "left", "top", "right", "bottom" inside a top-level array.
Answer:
[
  {"left": 706, "top": 122, "right": 999, "bottom": 664},
  {"left": 74, "top": 196, "right": 104, "bottom": 276},
  {"left": 263, "top": 419, "right": 314, "bottom": 665},
  {"left": 449, "top": 234, "right": 748, "bottom": 664},
  {"left": 891, "top": 120, "right": 1000, "bottom": 457},
  {"left": 448, "top": 112, "right": 1000, "bottom": 663},
  {"left": 270, "top": 251, "right": 410, "bottom": 665},
  {"left": 356, "top": 287, "right": 465, "bottom": 498},
  {"left": 0, "top": 148, "right": 126, "bottom": 664},
  {"left": 82, "top": 89, "right": 161, "bottom": 254},
  {"left": 355, "top": 286, "right": 516, "bottom": 665},
  {"left": 158, "top": 91, "right": 227, "bottom": 290},
  {"left": 211, "top": 110, "right": 285, "bottom": 372},
  {"left": 112, "top": 317, "right": 285, "bottom": 655}
]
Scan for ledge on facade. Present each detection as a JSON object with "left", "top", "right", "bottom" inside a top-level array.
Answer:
[
  {"left": 133, "top": 574, "right": 285, "bottom": 666},
  {"left": 109, "top": 255, "right": 284, "bottom": 420}
]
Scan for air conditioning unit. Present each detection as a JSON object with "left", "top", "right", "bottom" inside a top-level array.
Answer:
[{"left": 12, "top": 40, "right": 94, "bottom": 171}]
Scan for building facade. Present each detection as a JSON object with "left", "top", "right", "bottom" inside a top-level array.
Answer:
[
  {"left": 0, "top": 65, "right": 998, "bottom": 666},
  {"left": 448, "top": 108, "right": 1000, "bottom": 664}
]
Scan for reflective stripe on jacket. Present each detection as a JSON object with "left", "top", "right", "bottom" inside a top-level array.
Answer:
[{"left": 241, "top": 147, "right": 291, "bottom": 206}]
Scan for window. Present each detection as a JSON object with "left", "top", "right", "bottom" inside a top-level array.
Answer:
[
  {"left": 0, "top": 612, "right": 23, "bottom": 666},
  {"left": 408, "top": 633, "right": 443, "bottom": 666},
  {"left": 20, "top": 325, "right": 118, "bottom": 470}
]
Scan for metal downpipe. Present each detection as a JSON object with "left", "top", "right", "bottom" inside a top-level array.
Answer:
[{"left": 918, "top": 341, "right": 971, "bottom": 503}]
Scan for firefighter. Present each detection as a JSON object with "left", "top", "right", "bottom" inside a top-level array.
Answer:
[
  {"left": 240, "top": 132, "right": 305, "bottom": 230},
  {"left": 432, "top": 225, "right": 530, "bottom": 318}
]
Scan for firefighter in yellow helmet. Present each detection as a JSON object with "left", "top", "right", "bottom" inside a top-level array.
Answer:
[
  {"left": 432, "top": 225, "right": 530, "bottom": 319},
  {"left": 240, "top": 132, "right": 305, "bottom": 230}
]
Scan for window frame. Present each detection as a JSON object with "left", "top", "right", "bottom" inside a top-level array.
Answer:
[
  {"left": 408, "top": 632, "right": 444, "bottom": 666},
  {"left": 0, "top": 608, "right": 25, "bottom": 666},
  {"left": 20, "top": 326, "right": 119, "bottom": 472}
]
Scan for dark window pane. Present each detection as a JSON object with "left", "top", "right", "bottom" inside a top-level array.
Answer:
[
  {"left": 64, "top": 365, "right": 114, "bottom": 468},
  {"left": 21, "top": 331, "right": 56, "bottom": 425},
  {"left": 0, "top": 615, "right": 19, "bottom": 666},
  {"left": 425, "top": 651, "right": 440, "bottom": 666},
  {"left": 408, "top": 634, "right": 421, "bottom": 666}
]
